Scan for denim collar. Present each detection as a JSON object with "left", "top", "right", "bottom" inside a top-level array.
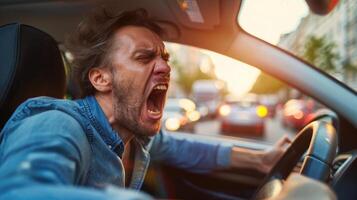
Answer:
[{"left": 77, "top": 96, "right": 125, "bottom": 157}]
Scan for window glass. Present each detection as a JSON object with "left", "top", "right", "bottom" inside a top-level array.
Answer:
[
  {"left": 238, "top": 0, "right": 357, "bottom": 92},
  {"left": 165, "top": 43, "right": 325, "bottom": 143}
]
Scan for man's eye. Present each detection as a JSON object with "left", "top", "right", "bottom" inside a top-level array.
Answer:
[{"left": 136, "top": 55, "right": 154, "bottom": 63}]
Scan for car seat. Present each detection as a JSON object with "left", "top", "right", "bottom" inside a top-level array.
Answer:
[{"left": 0, "top": 23, "right": 66, "bottom": 129}]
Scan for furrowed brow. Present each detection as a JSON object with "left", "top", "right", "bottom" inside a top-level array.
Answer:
[{"left": 132, "top": 49, "right": 156, "bottom": 57}]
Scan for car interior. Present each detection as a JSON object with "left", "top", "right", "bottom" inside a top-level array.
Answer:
[
  {"left": 0, "top": 23, "right": 66, "bottom": 128},
  {"left": 1, "top": 0, "right": 357, "bottom": 199}
]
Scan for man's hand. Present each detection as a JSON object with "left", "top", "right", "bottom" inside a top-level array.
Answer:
[
  {"left": 230, "top": 135, "right": 291, "bottom": 174},
  {"left": 258, "top": 136, "right": 291, "bottom": 173}
]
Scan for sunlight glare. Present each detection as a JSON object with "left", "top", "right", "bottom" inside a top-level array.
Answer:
[
  {"left": 202, "top": 50, "right": 260, "bottom": 97},
  {"left": 239, "top": 0, "right": 308, "bottom": 44}
]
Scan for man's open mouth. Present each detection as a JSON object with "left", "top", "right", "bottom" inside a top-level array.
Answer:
[{"left": 146, "top": 83, "right": 168, "bottom": 119}]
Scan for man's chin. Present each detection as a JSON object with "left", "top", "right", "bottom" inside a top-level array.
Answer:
[
  {"left": 137, "top": 121, "right": 161, "bottom": 137},
  {"left": 146, "top": 124, "right": 161, "bottom": 136}
]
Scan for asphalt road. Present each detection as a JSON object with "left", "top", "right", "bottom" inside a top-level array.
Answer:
[{"left": 193, "top": 111, "right": 296, "bottom": 144}]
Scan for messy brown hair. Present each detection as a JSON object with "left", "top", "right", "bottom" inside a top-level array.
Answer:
[{"left": 66, "top": 8, "right": 164, "bottom": 98}]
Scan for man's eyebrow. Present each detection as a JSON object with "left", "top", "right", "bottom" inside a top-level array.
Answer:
[
  {"left": 131, "top": 46, "right": 168, "bottom": 58},
  {"left": 132, "top": 48, "right": 156, "bottom": 56}
]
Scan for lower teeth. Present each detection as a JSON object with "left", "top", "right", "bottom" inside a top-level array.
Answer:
[{"left": 148, "top": 110, "right": 160, "bottom": 115}]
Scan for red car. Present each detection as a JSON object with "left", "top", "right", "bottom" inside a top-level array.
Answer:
[
  {"left": 282, "top": 99, "right": 317, "bottom": 130},
  {"left": 219, "top": 100, "right": 268, "bottom": 136}
]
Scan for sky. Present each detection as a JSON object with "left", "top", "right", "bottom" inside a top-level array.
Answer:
[
  {"left": 206, "top": 0, "right": 308, "bottom": 97},
  {"left": 203, "top": 50, "right": 260, "bottom": 97}
]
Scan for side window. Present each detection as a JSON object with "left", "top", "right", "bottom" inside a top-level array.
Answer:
[{"left": 164, "top": 43, "right": 326, "bottom": 143}]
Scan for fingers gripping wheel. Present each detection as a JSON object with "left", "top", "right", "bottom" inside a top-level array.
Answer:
[{"left": 253, "top": 120, "right": 338, "bottom": 200}]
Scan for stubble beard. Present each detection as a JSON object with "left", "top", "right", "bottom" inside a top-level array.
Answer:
[{"left": 112, "top": 79, "right": 159, "bottom": 139}]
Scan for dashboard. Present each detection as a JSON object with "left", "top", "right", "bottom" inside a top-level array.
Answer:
[{"left": 332, "top": 151, "right": 357, "bottom": 199}]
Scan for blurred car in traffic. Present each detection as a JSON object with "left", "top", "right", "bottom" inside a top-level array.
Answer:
[
  {"left": 259, "top": 94, "right": 279, "bottom": 118},
  {"left": 163, "top": 98, "right": 201, "bottom": 131},
  {"left": 218, "top": 98, "right": 268, "bottom": 136},
  {"left": 282, "top": 99, "right": 317, "bottom": 130},
  {"left": 192, "top": 80, "right": 222, "bottom": 119}
]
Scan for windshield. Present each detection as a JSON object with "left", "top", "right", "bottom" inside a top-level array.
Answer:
[{"left": 238, "top": 0, "right": 357, "bottom": 92}]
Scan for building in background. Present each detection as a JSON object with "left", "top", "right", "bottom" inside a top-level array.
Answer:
[{"left": 278, "top": 0, "right": 357, "bottom": 89}]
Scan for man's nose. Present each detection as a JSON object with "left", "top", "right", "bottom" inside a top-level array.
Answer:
[{"left": 154, "top": 59, "right": 171, "bottom": 76}]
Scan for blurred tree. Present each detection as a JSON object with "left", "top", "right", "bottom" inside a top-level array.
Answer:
[
  {"left": 344, "top": 60, "right": 357, "bottom": 73},
  {"left": 250, "top": 72, "right": 287, "bottom": 94},
  {"left": 244, "top": 36, "right": 340, "bottom": 95},
  {"left": 343, "top": 60, "right": 357, "bottom": 81},
  {"left": 302, "top": 36, "right": 340, "bottom": 73}
]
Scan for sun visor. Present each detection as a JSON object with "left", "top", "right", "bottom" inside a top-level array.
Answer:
[{"left": 167, "top": 0, "right": 220, "bottom": 30}]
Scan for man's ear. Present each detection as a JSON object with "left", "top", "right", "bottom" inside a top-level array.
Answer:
[{"left": 88, "top": 67, "right": 112, "bottom": 93}]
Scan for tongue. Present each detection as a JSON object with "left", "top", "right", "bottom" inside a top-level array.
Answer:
[
  {"left": 146, "top": 97, "right": 161, "bottom": 120},
  {"left": 147, "top": 91, "right": 161, "bottom": 113}
]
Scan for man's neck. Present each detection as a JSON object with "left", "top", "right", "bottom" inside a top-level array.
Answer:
[{"left": 94, "top": 94, "right": 134, "bottom": 145}]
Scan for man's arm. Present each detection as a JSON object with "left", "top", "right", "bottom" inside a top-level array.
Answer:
[
  {"left": 230, "top": 136, "right": 291, "bottom": 173},
  {"left": 149, "top": 130, "right": 290, "bottom": 173},
  {"left": 0, "top": 110, "right": 151, "bottom": 200},
  {"left": 149, "top": 130, "right": 232, "bottom": 173}
]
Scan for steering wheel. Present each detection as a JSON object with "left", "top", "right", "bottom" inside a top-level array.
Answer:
[{"left": 253, "top": 116, "right": 338, "bottom": 199}]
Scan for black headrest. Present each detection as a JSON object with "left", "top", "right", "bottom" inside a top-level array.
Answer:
[{"left": 0, "top": 23, "right": 66, "bottom": 128}]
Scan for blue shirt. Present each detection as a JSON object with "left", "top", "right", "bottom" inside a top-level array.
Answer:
[{"left": 0, "top": 96, "right": 232, "bottom": 200}]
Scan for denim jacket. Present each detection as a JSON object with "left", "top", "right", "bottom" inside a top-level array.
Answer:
[{"left": 0, "top": 96, "right": 232, "bottom": 200}]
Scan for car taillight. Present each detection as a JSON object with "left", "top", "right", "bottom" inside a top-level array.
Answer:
[
  {"left": 187, "top": 110, "right": 200, "bottom": 122},
  {"left": 293, "top": 111, "right": 304, "bottom": 119},
  {"left": 219, "top": 105, "right": 231, "bottom": 116},
  {"left": 256, "top": 105, "right": 268, "bottom": 118},
  {"left": 165, "top": 118, "right": 181, "bottom": 131}
]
